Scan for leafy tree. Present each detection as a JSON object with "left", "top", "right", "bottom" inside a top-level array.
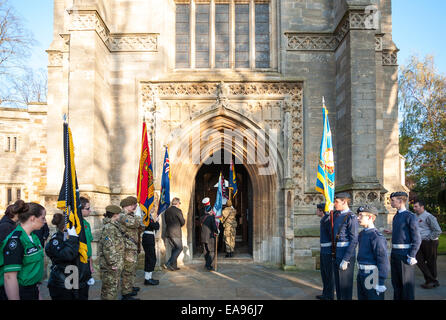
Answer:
[{"left": 399, "top": 55, "right": 446, "bottom": 214}]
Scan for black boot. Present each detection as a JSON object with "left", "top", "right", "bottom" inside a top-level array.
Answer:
[
  {"left": 121, "top": 294, "right": 140, "bottom": 300},
  {"left": 225, "top": 252, "right": 231, "bottom": 258},
  {"left": 133, "top": 287, "right": 140, "bottom": 293},
  {"left": 144, "top": 279, "right": 159, "bottom": 285}
]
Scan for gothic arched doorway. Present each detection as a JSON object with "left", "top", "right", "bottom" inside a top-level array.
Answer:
[{"left": 192, "top": 150, "right": 253, "bottom": 258}]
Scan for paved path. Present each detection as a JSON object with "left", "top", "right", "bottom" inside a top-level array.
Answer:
[{"left": 39, "top": 255, "right": 446, "bottom": 300}]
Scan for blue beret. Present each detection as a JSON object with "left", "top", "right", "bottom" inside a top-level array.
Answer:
[{"left": 390, "top": 191, "right": 408, "bottom": 198}]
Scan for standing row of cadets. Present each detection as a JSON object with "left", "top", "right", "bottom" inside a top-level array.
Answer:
[{"left": 316, "top": 191, "right": 421, "bottom": 300}]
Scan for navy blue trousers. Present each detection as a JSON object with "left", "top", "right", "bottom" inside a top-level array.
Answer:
[
  {"left": 357, "top": 271, "right": 385, "bottom": 300},
  {"left": 333, "top": 255, "right": 355, "bottom": 300},
  {"left": 320, "top": 253, "right": 334, "bottom": 300},
  {"left": 391, "top": 253, "right": 415, "bottom": 300}
]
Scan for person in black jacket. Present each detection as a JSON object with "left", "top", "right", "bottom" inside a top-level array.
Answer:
[
  {"left": 33, "top": 222, "right": 49, "bottom": 247},
  {"left": 142, "top": 208, "right": 160, "bottom": 285},
  {"left": 162, "top": 197, "right": 185, "bottom": 271},
  {"left": 0, "top": 201, "right": 21, "bottom": 242},
  {"left": 200, "top": 203, "right": 218, "bottom": 271},
  {"left": 45, "top": 213, "right": 89, "bottom": 300}
]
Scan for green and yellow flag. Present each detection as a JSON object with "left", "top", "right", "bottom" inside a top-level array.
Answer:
[{"left": 57, "top": 122, "right": 88, "bottom": 264}]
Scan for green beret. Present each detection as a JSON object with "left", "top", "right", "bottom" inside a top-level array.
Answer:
[
  {"left": 105, "top": 205, "right": 121, "bottom": 215},
  {"left": 120, "top": 196, "right": 137, "bottom": 208}
]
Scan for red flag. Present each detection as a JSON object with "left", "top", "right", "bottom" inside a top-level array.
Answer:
[{"left": 137, "top": 122, "right": 155, "bottom": 226}]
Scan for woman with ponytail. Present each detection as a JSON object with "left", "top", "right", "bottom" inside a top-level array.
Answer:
[
  {"left": 0, "top": 200, "right": 25, "bottom": 242},
  {"left": 0, "top": 202, "right": 46, "bottom": 300}
]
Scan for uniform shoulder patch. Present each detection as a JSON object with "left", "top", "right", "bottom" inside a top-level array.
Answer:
[
  {"left": 8, "top": 239, "right": 18, "bottom": 250},
  {"left": 52, "top": 239, "right": 59, "bottom": 246}
]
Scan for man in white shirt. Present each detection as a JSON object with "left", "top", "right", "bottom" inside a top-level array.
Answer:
[{"left": 413, "top": 200, "right": 442, "bottom": 289}]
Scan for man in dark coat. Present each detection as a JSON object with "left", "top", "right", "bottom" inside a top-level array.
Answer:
[
  {"left": 163, "top": 197, "right": 185, "bottom": 271},
  {"left": 200, "top": 198, "right": 218, "bottom": 271}
]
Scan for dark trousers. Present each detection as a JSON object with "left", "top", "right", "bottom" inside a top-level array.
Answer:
[
  {"left": 391, "top": 253, "right": 415, "bottom": 300},
  {"left": 19, "top": 284, "right": 39, "bottom": 300},
  {"left": 49, "top": 285, "right": 89, "bottom": 300},
  {"left": 416, "top": 239, "right": 439, "bottom": 284},
  {"left": 357, "top": 271, "right": 385, "bottom": 300},
  {"left": 0, "top": 286, "right": 7, "bottom": 301},
  {"left": 142, "top": 233, "right": 157, "bottom": 272},
  {"left": 320, "top": 253, "right": 334, "bottom": 300},
  {"left": 203, "top": 240, "right": 215, "bottom": 268},
  {"left": 166, "top": 237, "right": 183, "bottom": 268},
  {"left": 333, "top": 255, "right": 355, "bottom": 300}
]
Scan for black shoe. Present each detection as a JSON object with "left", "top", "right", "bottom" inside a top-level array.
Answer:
[
  {"left": 144, "top": 279, "right": 160, "bottom": 286},
  {"left": 316, "top": 295, "right": 326, "bottom": 300},
  {"left": 132, "top": 287, "right": 140, "bottom": 293},
  {"left": 421, "top": 282, "right": 435, "bottom": 289},
  {"left": 433, "top": 280, "right": 440, "bottom": 287},
  {"left": 172, "top": 266, "right": 180, "bottom": 271},
  {"left": 225, "top": 253, "right": 231, "bottom": 258},
  {"left": 230, "top": 252, "right": 234, "bottom": 257},
  {"left": 121, "top": 294, "right": 140, "bottom": 300},
  {"left": 206, "top": 266, "right": 214, "bottom": 271},
  {"left": 167, "top": 265, "right": 177, "bottom": 271}
]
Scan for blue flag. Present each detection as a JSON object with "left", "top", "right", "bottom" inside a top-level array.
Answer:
[
  {"left": 229, "top": 159, "right": 238, "bottom": 198},
  {"left": 315, "top": 99, "right": 335, "bottom": 212},
  {"left": 213, "top": 173, "right": 224, "bottom": 223},
  {"left": 158, "top": 147, "right": 171, "bottom": 215}
]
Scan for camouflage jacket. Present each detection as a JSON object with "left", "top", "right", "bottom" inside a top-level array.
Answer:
[
  {"left": 98, "top": 218, "right": 125, "bottom": 270},
  {"left": 222, "top": 207, "right": 237, "bottom": 228},
  {"left": 118, "top": 212, "right": 140, "bottom": 250}
]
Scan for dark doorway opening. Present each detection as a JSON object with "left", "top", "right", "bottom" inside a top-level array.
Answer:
[{"left": 193, "top": 150, "right": 253, "bottom": 258}]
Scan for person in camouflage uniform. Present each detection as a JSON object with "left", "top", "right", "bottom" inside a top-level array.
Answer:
[
  {"left": 98, "top": 205, "right": 125, "bottom": 300},
  {"left": 119, "top": 196, "right": 141, "bottom": 300},
  {"left": 222, "top": 199, "right": 237, "bottom": 258}
]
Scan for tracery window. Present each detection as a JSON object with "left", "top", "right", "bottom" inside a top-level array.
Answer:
[{"left": 175, "top": 0, "right": 272, "bottom": 70}]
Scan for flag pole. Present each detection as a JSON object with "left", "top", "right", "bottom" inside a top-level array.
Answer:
[{"left": 215, "top": 231, "right": 218, "bottom": 272}]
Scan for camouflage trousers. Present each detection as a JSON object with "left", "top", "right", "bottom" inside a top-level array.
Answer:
[
  {"left": 100, "top": 268, "right": 122, "bottom": 300},
  {"left": 121, "top": 249, "right": 138, "bottom": 295},
  {"left": 224, "top": 225, "right": 236, "bottom": 253}
]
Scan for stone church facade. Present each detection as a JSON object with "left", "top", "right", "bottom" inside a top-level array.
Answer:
[{"left": 0, "top": 0, "right": 404, "bottom": 270}]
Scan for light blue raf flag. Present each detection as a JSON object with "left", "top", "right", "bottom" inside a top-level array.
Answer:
[
  {"left": 315, "top": 97, "right": 335, "bottom": 212},
  {"left": 213, "top": 173, "right": 224, "bottom": 225},
  {"left": 158, "top": 146, "right": 170, "bottom": 215}
]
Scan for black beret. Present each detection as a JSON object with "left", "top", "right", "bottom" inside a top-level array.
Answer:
[
  {"left": 357, "top": 205, "right": 378, "bottom": 215},
  {"left": 390, "top": 191, "right": 408, "bottom": 198},
  {"left": 335, "top": 192, "right": 351, "bottom": 200},
  {"left": 316, "top": 203, "right": 326, "bottom": 210},
  {"left": 120, "top": 196, "right": 137, "bottom": 208},
  {"left": 105, "top": 205, "right": 121, "bottom": 214}
]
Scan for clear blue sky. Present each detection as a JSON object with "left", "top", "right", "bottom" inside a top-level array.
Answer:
[{"left": 9, "top": 0, "right": 446, "bottom": 74}]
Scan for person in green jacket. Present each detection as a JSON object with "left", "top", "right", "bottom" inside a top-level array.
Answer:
[
  {"left": 80, "top": 197, "right": 94, "bottom": 293},
  {"left": 1, "top": 202, "right": 47, "bottom": 300}
]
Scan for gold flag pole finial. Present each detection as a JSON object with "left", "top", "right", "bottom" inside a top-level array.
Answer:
[{"left": 322, "top": 96, "right": 325, "bottom": 106}]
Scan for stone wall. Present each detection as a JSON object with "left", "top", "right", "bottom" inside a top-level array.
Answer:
[{"left": 0, "top": 0, "right": 405, "bottom": 270}]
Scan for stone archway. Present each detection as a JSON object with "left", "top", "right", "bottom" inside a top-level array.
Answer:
[
  {"left": 140, "top": 80, "right": 303, "bottom": 267},
  {"left": 165, "top": 106, "right": 285, "bottom": 264}
]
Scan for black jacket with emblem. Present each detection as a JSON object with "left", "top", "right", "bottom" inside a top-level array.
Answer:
[{"left": 45, "top": 231, "right": 90, "bottom": 289}]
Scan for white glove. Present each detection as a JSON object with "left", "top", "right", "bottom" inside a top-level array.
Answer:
[
  {"left": 339, "top": 260, "right": 349, "bottom": 271},
  {"left": 87, "top": 277, "right": 95, "bottom": 286},
  {"left": 407, "top": 256, "right": 417, "bottom": 265},
  {"left": 375, "top": 285, "right": 386, "bottom": 295},
  {"left": 135, "top": 205, "right": 142, "bottom": 218},
  {"left": 67, "top": 226, "right": 78, "bottom": 237}
]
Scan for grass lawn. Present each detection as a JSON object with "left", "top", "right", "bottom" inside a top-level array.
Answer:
[{"left": 439, "top": 233, "right": 446, "bottom": 255}]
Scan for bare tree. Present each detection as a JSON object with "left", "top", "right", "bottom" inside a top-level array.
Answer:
[
  {"left": 0, "top": 0, "right": 36, "bottom": 106},
  {"left": 10, "top": 67, "right": 47, "bottom": 105}
]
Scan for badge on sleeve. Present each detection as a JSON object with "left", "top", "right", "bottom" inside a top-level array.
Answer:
[
  {"left": 52, "top": 239, "right": 59, "bottom": 246},
  {"left": 8, "top": 239, "right": 18, "bottom": 250}
]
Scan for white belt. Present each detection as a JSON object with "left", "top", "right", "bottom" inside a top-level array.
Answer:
[
  {"left": 336, "top": 242, "right": 350, "bottom": 247},
  {"left": 359, "top": 264, "right": 377, "bottom": 271},
  {"left": 392, "top": 244, "right": 410, "bottom": 249},
  {"left": 144, "top": 231, "right": 155, "bottom": 235},
  {"left": 320, "top": 242, "right": 332, "bottom": 247}
]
